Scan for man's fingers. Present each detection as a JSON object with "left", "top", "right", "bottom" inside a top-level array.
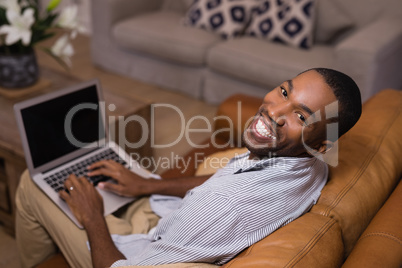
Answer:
[
  {"left": 59, "top": 188, "right": 70, "bottom": 200},
  {"left": 87, "top": 160, "right": 107, "bottom": 170},
  {"left": 98, "top": 181, "right": 124, "bottom": 195},
  {"left": 88, "top": 159, "right": 119, "bottom": 170},
  {"left": 64, "top": 174, "right": 80, "bottom": 191},
  {"left": 64, "top": 174, "right": 92, "bottom": 195},
  {"left": 87, "top": 167, "right": 119, "bottom": 179}
]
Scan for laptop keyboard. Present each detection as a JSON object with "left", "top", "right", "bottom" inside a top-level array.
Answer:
[{"left": 44, "top": 148, "right": 127, "bottom": 192}]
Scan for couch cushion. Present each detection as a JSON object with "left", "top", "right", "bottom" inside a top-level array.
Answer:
[
  {"left": 161, "top": 0, "right": 192, "bottom": 14},
  {"left": 207, "top": 37, "right": 334, "bottom": 88},
  {"left": 314, "top": 0, "right": 354, "bottom": 43},
  {"left": 183, "top": 0, "right": 260, "bottom": 39},
  {"left": 113, "top": 11, "right": 221, "bottom": 66},
  {"left": 328, "top": 0, "right": 402, "bottom": 29},
  {"left": 342, "top": 181, "right": 402, "bottom": 268},
  {"left": 310, "top": 89, "right": 402, "bottom": 256},
  {"left": 224, "top": 213, "right": 344, "bottom": 268},
  {"left": 245, "top": 0, "right": 316, "bottom": 49}
]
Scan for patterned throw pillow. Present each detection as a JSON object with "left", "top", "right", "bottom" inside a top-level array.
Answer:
[
  {"left": 245, "top": 0, "right": 316, "bottom": 49},
  {"left": 183, "top": 0, "right": 262, "bottom": 39}
]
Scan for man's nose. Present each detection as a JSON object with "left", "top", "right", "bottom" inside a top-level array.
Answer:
[{"left": 268, "top": 102, "right": 290, "bottom": 126}]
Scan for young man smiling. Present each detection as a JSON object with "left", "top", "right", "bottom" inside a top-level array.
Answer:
[
  {"left": 244, "top": 68, "right": 351, "bottom": 159},
  {"left": 16, "top": 68, "right": 362, "bottom": 268}
]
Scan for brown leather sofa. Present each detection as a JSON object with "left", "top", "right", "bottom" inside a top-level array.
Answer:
[{"left": 37, "top": 89, "right": 402, "bottom": 267}]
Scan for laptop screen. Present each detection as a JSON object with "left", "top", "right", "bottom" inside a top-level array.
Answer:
[{"left": 20, "top": 85, "right": 105, "bottom": 168}]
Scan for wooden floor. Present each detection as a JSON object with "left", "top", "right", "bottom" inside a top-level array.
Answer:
[{"left": 0, "top": 33, "right": 217, "bottom": 268}]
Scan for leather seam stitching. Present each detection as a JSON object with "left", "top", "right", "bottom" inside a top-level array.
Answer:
[
  {"left": 284, "top": 218, "right": 337, "bottom": 268},
  {"left": 322, "top": 101, "right": 402, "bottom": 217},
  {"left": 359, "top": 232, "right": 402, "bottom": 246}
]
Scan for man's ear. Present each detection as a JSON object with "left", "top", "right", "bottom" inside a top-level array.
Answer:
[{"left": 315, "top": 140, "right": 334, "bottom": 155}]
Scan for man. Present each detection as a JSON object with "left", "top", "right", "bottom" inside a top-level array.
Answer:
[{"left": 16, "top": 68, "right": 362, "bottom": 268}]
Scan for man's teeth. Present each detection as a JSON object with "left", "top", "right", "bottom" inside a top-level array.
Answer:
[{"left": 256, "top": 119, "right": 276, "bottom": 139}]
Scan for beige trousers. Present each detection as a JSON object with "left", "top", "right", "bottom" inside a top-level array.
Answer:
[
  {"left": 15, "top": 170, "right": 160, "bottom": 268},
  {"left": 16, "top": 170, "right": 220, "bottom": 268}
]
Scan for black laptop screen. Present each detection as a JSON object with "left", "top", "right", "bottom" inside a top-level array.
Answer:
[{"left": 21, "top": 85, "right": 105, "bottom": 168}]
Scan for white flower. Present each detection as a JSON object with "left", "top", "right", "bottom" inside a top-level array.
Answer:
[
  {"left": 0, "top": 8, "right": 35, "bottom": 46},
  {"left": 56, "top": 5, "right": 77, "bottom": 29},
  {"left": 56, "top": 5, "right": 86, "bottom": 37},
  {"left": 51, "top": 34, "right": 74, "bottom": 66},
  {"left": 56, "top": 5, "right": 82, "bottom": 30},
  {"left": 0, "top": 0, "right": 20, "bottom": 13}
]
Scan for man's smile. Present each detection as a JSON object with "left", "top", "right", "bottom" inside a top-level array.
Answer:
[{"left": 251, "top": 116, "right": 278, "bottom": 142}]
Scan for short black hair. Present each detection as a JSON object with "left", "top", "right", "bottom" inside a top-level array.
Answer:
[{"left": 303, "top": 68, "right": 362, "bottom": 139}]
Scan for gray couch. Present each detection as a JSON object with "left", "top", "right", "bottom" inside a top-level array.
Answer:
[{"left": 91, "top": 0, "right": 402, "bottom": 104}]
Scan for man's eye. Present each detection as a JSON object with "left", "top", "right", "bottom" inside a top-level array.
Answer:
[
  {"left": 281, "top": 87, "right": 288, "bottom": 98},
  {"left": 297, "top": 113, "right": 306, "bottom": 122}
]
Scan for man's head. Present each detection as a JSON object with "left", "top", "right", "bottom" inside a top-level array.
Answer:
[{"left": 242, "top": 68, "right": 362, "bottom": 159}]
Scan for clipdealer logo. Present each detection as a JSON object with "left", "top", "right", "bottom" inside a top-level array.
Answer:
[{"left": 64, "top": 100, "right": 340, "bottom": 172}]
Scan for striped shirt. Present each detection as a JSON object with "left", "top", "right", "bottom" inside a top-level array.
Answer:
[{"left": 111, "top": 152, "right": 328, "bottom": 266}]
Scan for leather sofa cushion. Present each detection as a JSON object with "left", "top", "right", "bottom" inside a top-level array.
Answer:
[
  {"left": 342, "top": 180, "right": 402, "bottom": 268},
  {"left": 113, "top": 11, "right": 221, "bottom": 66},
  {"left": 224, "top": 213, "right": 344, "bottom": 268},
  {"left": 213, "top": 92, "right": 261, "bottom": 143},
  {"left": 310, "top": 89, "right": 402, "bottom": 256}
]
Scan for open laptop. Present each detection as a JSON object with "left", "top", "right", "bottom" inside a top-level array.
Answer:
[{"left": 14, "top": 79, "right": 151, "bottom": 229}]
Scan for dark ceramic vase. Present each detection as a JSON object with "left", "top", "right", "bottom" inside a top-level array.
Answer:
[{"left": 0, "top": 49, "right": 39, "bottom": 88}]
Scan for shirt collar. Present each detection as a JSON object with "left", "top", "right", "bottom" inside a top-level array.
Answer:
[{"left": 231, "top": 151, "right": 317, "bottom": 174}]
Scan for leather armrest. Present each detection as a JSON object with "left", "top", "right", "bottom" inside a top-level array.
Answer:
[
  {"left": 213, "top": 94, "right": 261, "bottom": 144},
  {"left": 224, "top": 213, "right": 344, "bottom": 268},
  {"left": 342, "top": 180, "right": 402, "bottom": 268}
]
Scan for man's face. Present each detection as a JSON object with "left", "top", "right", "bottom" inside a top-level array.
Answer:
[{"left": 242, "top": 70, "right": 337, "bottom": 158}]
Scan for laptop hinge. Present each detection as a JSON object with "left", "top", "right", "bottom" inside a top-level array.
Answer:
[{"left": 42, "top": 147, "right": 101, "bottom": 174}]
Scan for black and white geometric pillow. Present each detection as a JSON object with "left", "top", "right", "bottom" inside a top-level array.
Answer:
[
  {"left": 245, "top": 0, "right": 316, "bottom": 49},
  {"left": 183, "top": 0, "right": 262, "bottom": 39}
]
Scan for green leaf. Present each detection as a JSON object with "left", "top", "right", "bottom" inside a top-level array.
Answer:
[
  {"left": 43, "top": 13, "right": 58, "bottom": 26},
  {"left": 0, "top": 8, "right": 8, "bottom": 25},
  {"left": 46, "top": 0, "right": 61, "bottom": 12},
  {"left": 30, "top": 31, "right": 55, "bottom": 45}
]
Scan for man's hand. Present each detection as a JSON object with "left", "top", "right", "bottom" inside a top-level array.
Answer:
[
  {"left": 60, "top": 173, "right": 126, "bottom": 268},
  {"left": 87, "top": 160, "right": 152, "bottom": 197},
  {"left": 88, "top": 159, "right": 211, "bottom": 198},
  {"left": 59, "top": 174, "right": 104, "bottom": 228}
]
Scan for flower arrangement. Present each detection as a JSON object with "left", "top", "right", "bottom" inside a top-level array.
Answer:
[{"left": 0, "top": 0, "right": 84, "bottom": 69}]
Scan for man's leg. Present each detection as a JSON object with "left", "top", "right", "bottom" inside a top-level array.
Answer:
[
  {"left": 15, "top": 170, "right": 135, "bottom": 268},
  {"left": 115, "top": 196, "right": 160, "bottom": 235}
]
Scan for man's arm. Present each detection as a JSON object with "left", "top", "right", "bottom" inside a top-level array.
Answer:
[
  {"left": 60, "top": 175, "right": 125, "bottom": 268},
  {"left": 88, "top": 160, "right": 210, "bottom": 198},
  {"left": 58, "top": 160, "right": 210, "bottom": 267},
  {"left": 85, "top": 214, "right": 125, "bottom": 268}
]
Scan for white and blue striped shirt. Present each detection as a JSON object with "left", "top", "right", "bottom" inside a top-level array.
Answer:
[{"left": 111, "top": 152, "right": 328, "bottom": 266}]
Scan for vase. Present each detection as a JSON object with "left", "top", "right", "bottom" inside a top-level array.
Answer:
[{"left": 0, "top": 49, "right": 39, "bottom": 88}]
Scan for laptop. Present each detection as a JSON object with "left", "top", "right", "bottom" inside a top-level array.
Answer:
[{"left": 14, "top": 79, "right": 151, "bottom": 229}]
